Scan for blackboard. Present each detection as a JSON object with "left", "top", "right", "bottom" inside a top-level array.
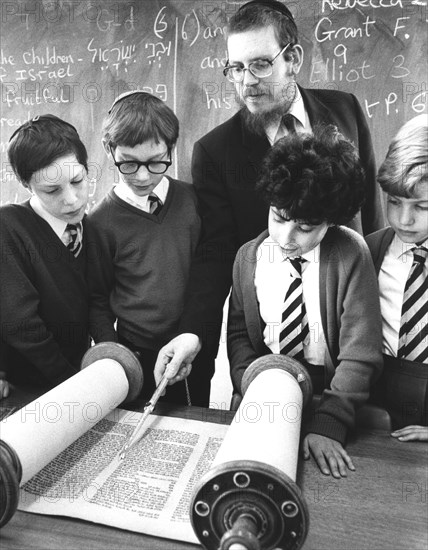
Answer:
[{"left": 1, "top": 0, "right": 427, "bottom": 207}]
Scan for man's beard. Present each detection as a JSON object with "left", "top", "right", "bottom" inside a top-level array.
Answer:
[
  {"left": 238, "top": 82, "right": 296, "bottom": 137},
  {"left": 240, "top": 102, "right": 288, "bottom": 136}
]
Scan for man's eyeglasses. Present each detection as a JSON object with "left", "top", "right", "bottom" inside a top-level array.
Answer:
[
  {"left": 223, "top": 43, "right": 291, "bottom": 83},
  {"left": 110, "top": 146, "right": 172, "bottom": 175}
]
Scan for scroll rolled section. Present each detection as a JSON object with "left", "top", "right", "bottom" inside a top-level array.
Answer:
[
  {"left": 0, "top": 342, "right": 143, "bottom": 528},
  {"left": 190, "top": 354, "right": 312, "bottom": 550}
]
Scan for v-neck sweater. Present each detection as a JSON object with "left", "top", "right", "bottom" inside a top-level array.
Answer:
[
  {"left": 0, "top": 201, "right": 90, "bottom": 386},
  {"left": 88, "top": 178, "right": 200, "bottom": 349}
]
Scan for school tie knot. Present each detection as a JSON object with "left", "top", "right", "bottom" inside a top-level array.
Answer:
[
  {"left": 148, "top": 194, "right": 163, "bottom": 215},
  {"left": 412, "top": 246, "right": 428, "bottom": 265},
  {"left": 282, "top": 113, "right": 297, "bottom": 135},
  {"left": 64, "top": 222, "right": 83, "bottom": 257},
  {"left": 287, "top": 256, "right": 306, "bottom": 276}
]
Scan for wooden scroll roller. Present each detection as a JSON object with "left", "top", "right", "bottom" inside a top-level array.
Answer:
[
  {"left": 0, "top": 342, "right": 143, "bottom": 528},
  {"left": 191, "top": 354, "right": 312, "bottom": 550}
]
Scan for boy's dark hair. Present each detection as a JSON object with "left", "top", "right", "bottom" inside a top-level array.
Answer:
[
  {"left": 7, "top": 114, "right": 88, "bottom": 186},
  {"left": 103, "top": 91, "right": 179, "bottom": 152},
  {"left": 227, "top": 0, "right": 298, "bottom": 62},
  {"left": 257, "top": 125, "right": 366, "bottom": 225}
]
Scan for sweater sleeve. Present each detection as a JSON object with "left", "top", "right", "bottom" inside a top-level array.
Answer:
[
  {"left": 0, "top": 221, "right": 77, "bottom": 385},
  {"left": 308, "top": 234, "right": 383, "bottom": 444},
  {"left": 87, "top": 213, "right": 118, "bottom": 343}
]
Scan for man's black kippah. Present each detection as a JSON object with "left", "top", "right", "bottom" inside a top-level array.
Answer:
[{"left": 237, "top": 0, "right": 295, "bottom": 23}]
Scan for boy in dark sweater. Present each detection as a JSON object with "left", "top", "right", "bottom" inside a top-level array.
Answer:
[
  {"left": 366, "top": 114, "right": 428, "bottom": 441},
  {"left": 228, "top": 126, "right": 383, "bottom": 477},
  {"left": 1, "top": 115, "right": 92, "bottom": 390},
  {"left": 88, "top": 92, "right": 203, "bottom": 403}
]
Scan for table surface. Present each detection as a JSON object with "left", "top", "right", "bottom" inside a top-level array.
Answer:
[{"left": 1, "top": 390, "right": 427, "bottom": 550}]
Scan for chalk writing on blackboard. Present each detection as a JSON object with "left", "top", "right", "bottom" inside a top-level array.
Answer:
[{"left": 1, "top": 0, "right": 426, "bottom": 208}]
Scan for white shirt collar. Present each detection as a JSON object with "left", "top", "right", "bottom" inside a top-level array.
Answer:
[
  {"left": 391, "top": 233, "right": 428, "bottom": 260},
  {"left": 150, "top": 176, "right": 169, "bottom": 203},
  {"left": 114, "top": 176, "right": 169, "bottom": 210},
  {"left": 29, "top": 195, "right": 68, "bottom": 239},
  {"left": 302, "top": 242, "right": 320, "bottom": 264},
  {"left": 260, "top": 236, "right": 320, "bottom": 264},
  {"left": 288, "top": 87, "right": 310, "bottom": 131}
]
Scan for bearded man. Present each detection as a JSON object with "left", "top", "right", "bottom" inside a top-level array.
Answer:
[{"left": 154, "top": 0, "right": 384, "bottom": 406}]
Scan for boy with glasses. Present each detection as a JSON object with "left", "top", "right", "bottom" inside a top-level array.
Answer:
[{"left": 88, "top": 92, "right": 201, "bottom": 403}]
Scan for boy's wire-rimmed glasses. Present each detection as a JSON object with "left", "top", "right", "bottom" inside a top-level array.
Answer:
[
  {"left": 109, "top": 146, "right": 172, "bottom": 175},
  {"left": 223, "top": 43, "right": 291, "bottom": 83}
]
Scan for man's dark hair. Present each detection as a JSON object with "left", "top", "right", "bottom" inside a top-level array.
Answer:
[
  {"left": 257, "top": 125, "right": 366, "bottom": 225},
  {"left": 227, "top": 0, "right": 298, "bottom": 61}
]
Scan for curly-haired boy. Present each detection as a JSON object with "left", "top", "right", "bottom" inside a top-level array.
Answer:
[{"left": 228, "top": 125, "right": 383, "bottom": 477}]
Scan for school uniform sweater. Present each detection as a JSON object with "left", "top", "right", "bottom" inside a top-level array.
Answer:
[
  {"left": 227, "top": 226, "right": 383, "bottom": 444},
  {"left": 88, "top": 178, "right": 201, "bottom": 350},
  {"left": 0, "top": 201, "right": 90, "bottom": 386}
]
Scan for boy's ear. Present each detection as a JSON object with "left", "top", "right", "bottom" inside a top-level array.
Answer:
[{"left": 102, "top": 138, "right": 112, "bottom": 157}]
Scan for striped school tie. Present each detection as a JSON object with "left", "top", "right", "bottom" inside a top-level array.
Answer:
[
  {"left": 279, "top": 257, "right": 309, "bottom": 359},
  {"left": 398, "top": 246, "right": 428, "bottom": 363},
  {"left": 148, "top": 194, "right": 162, "bottom": 215},
  {"left": 64, "top": 222, "right": 83, "bottom": 257}
]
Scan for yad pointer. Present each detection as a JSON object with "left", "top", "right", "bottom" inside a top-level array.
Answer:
[{"left": 119, "top": 368, "right": 172, "bottom": 460}]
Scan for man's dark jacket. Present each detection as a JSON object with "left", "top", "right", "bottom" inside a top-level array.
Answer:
[{"left": 180, "top": 86, "right": 384, "bottom": 360}]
